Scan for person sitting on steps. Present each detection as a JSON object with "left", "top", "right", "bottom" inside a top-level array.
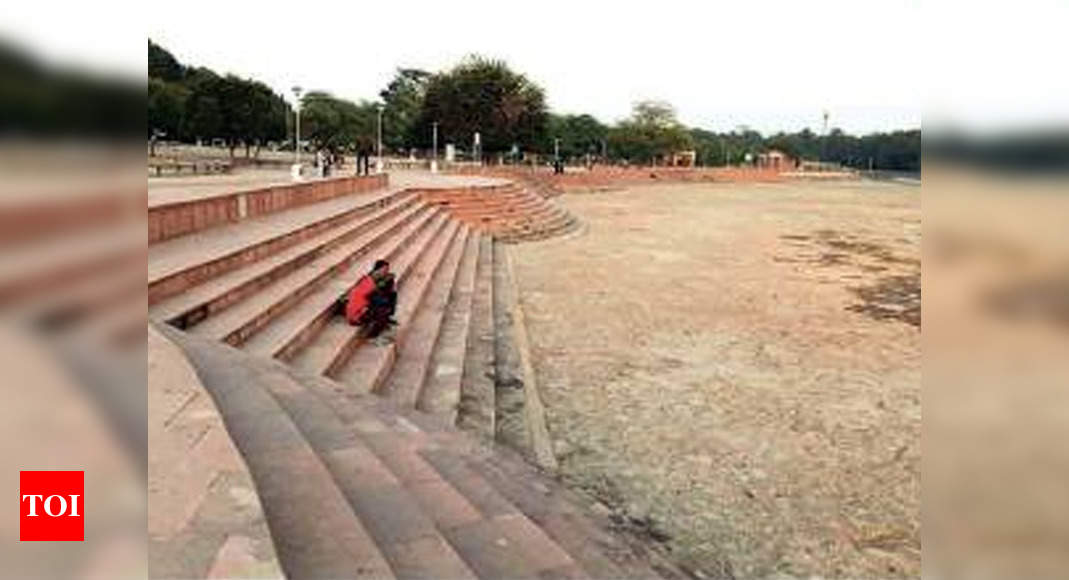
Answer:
[{"left": 335, "top": 259, "right": 398, "bottom": 340}]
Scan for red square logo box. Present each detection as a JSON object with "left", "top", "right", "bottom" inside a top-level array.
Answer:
[{"left": 20, "top": 471, "right": 84, "bottom": 541}]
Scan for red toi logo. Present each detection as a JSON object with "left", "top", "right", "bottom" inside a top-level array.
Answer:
[{"left": 20, "top": 471, "right": 84, "bottom": 541}]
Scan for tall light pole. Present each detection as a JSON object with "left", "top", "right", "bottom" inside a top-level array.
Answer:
[
  {"left": 431, "top": 122, "right": 439, "bottom": 173},
  {"left": 821, "top": 110, "right": 830, "bottom": 165},
  {"left": 376, "top": 104, "right": 384, "bottom": 174},
  {"left": 291, "top": 85, "right": 303, "bottom": 181}
]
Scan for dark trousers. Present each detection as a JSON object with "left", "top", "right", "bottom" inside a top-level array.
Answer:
[{"left": 361, "top": 289, "right": 397, "bottom": 337}]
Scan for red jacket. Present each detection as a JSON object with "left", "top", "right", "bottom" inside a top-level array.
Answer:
[{"left": 345, "top": 274, "right": 376, "bottom": 324}]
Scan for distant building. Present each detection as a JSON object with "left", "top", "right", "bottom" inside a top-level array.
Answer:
[
  {"left": 757, "top": 149, "right": 797, "bottom": 170},
  {"left": 667, "top": 150, "right": 696, "bottom": 167}
]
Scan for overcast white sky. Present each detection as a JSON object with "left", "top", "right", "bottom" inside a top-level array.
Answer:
[{"left": 3, "top": 0, "right": 1067, "bottom": 135}]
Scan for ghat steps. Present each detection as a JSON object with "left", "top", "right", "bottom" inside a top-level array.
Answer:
[{"left": 145, "top": 172, "right": 677, "bottom": 578}]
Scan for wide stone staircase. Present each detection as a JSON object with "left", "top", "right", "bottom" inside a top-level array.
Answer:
[{"left": 147, "top": 173, "right": 679, "bottom": 579}]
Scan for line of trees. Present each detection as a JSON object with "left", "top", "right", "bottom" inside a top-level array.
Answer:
[
  {"left": 690, "top": 127, "right": 921, "bottom": 172},
  {"left": 148, "top": 41, "right": 921, "bottom": 170},
  {"left": 1, "top": 39, "right": 143, "bottom": 137},
  {"left": 148, "top": 40, "right": 289, "bottom": 158}
]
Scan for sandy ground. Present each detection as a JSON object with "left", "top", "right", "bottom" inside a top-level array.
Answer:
[{"left": 509, "top": 180, "right": 920, "bottom": 579}]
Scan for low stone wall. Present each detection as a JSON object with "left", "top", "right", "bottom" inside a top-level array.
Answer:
[{"left": 148, "top": 174, "right": 388, "bottom": 244}]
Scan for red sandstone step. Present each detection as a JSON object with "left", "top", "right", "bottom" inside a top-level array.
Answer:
[
  {"left": 456, "top": 234, "right": 496, "bottom": 440},
  {"left": 497, "top": 221, "right": 579, "bottom": 244},
  {"left": 16, "top": 259, "right": 144, "bottom": 330},
  {"left": 419, "top": 187, "right": 525, "bottom": 201},
  {"left": 150, "top": 194, "right": 420, "bottom": 329},
  {"left": 419, "top": 447, "right": 584, "bottom": 578},
  {"left": 0, "top": 224, "right": 142, "bottom": 309},
  {"left": 417, "top": 231, "right": 481, "bottom": 418},
  {"left": 237, "top": 207, "right": 444, "bottom": 360},
  {"left": 495, "top": 209, "right": 575, "bottom": 234},
  {"left": 440, "top": 205, "right": 547, "bottom": 222},
  {"left": 159, "top": 327, "right": 396, "bottom": 579},
  {"left": 270, "top": 322, "right": 676, "bottom": 578},
  {"left": 421, "top": 422, "right": 674, "bottom": 579},
  {"left": 186, "top": 204, "right": 435, "bottom": 347},
  {"left": 239, "top": 345, "right": 480, "bottom": 580},
  {"left": 427, "top": 192, "right": 542, "bottom": 208},
  {"left": 327, "top": 218, "right": 464, "bottom": 394},
  {"left": 475, "top": 207, "right": 569, "bottom": 232},
  {"left": 266, "top": 362, "right": 595, "bottom": 580},
  {"left": 466, "top": 199, "right": 562, "bottom": 220},
  {"left": 286, "top": 213, "right": 454, "bottom": 378},
  {"left": 423, "top": 190, "right": 531, "bottom": 204},
  {"left": 379, "top": 224, "right": 471, "bottom": 408},
  {"left": 149, "top": 186, "right": 408, "bottom": 304}
]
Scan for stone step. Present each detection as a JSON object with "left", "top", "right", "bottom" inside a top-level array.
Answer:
[
  {"left": 0, "top": 223, "right": 142, "bottom": 309},
  {"left": 184, "top": 203, "right": 434, "bottom": 348},
  {"left": 246, "top": 350, "right": 480, "bottom": 580},
  {"left": 457, "top": 234, "right": 496, "bottom": 441},
  {"left": 379, "top": 224, "right": 472, "bottom": 408},
  {"left": 159, "top": 326, "right": 396, "bottom": 579},
  {"left": 287, "top": 213, "right": 453, "bottom": 378},
  {"left": 328, "top": 218, "right": 463, "bottom": 393},
  {"left": 417, "top": 230, "right": 480, "bottom": 419},
  {"left": 429, "top": 193, "right": 543, "bottom": 211},
  {"left": 485, "top": 199, "right": 568, "bottom": 222},
  {"left": 423, "top": 423, "right": 681, "bottom": 580},
  {"left": 420, "top": 189, "right": 527, "bottom": 203},
  {"left": 149, "top": 186, "right": 408, "bottom": 303},
  {"left": 151, "top": 193, "right": 420, "bottom": 329},
  {"left": 267, "top": 359, "right": 598, "bottom": 580},
  {"left": 428, "top": 193, "right": 547, "bottom": 213},
  {"left": 459, "top": 200, "right": 569, "bottom": 225},
  {"left": 497, "top": 213, "right": 580, "bottom": 243},
  {"left": 240, "top": 207, "right": 443, "bottom": 361},
  {"left": 15, "top": 258, "right": 144, "bottom": 331},
  {"left": 147, "top": 324, "right": 283, "bottom": 580},
  {"left": 476, "top": 205, "right": 569, "bottom": 230}
]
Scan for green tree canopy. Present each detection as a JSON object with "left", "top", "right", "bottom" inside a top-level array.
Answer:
[
  {"left": 148, "top": 44, "right": 290, "bottom": 156},
  {"left": 379, "top": 68, "right": 431, "bottom": 152},
  {"left": 148, "top": 77, "right": 189, "bottom": 139},
  {"left": 148, "top": 40, "right": 184, "bottom": 82},
  {"left": 413, "top": 56, "right": 548, "bottom": 154},
  {"left": 547, "top": 113, "right": 608, "bottom": 160},
  {"left": 607, "top": 100, "right": 693, "bottom": 164},
  {"left": 301, "top": 91, "right": 376, "bottom": 153}
]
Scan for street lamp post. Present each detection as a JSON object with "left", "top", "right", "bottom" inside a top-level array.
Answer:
[
  {"left": 376, "top": 104, "right": 384, "bottom": 174},
  {"left": 431, "top": 122, "right": 439, "bottom": 173},
  {"left": 291, "top": 85, "right": 303, "bottom": 181}
]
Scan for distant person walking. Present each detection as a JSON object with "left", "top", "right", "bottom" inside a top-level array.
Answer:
[{"left": 355, "top": 144, "right": 372, "bottom": 176}]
